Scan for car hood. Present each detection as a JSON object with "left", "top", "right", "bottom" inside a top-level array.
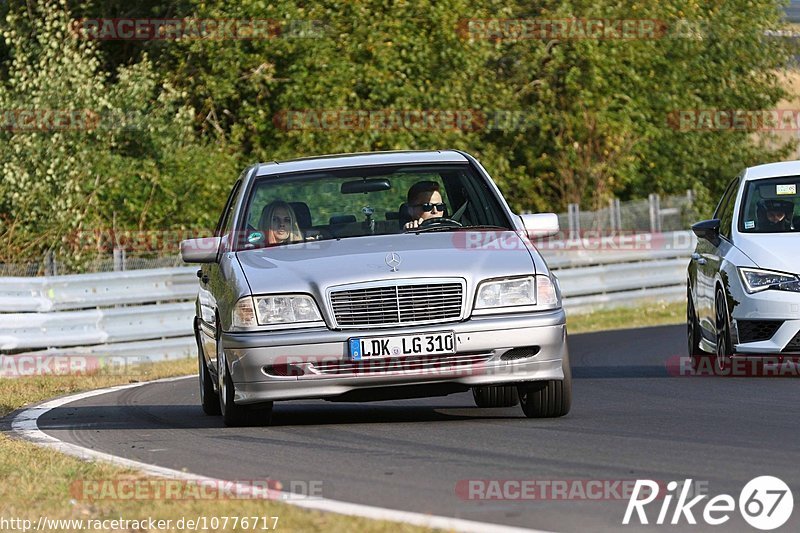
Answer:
[
  {"left": 236, "top": 231, "right": 537, "bottom": 294},
  {"left": 736, "top": 233, "right": 800, "bottom": 274}
]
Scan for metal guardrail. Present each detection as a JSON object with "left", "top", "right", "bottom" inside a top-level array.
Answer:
[
  {"left": 1, "top": 302, "right": 195, "bottom": 350},
  {"left": 0, "top": 267, "right": 197, "bottom": 312},
  {"left": 10, "top": 337, "right": 197, "bottom": 360},
  {"left": 0, "top": 231, "right": 695, "bottom": 361},
  {"left": 542, "top": 230, "right": 695, "bottom": 314},
  {"left": 557, "top": 258, "right": 689, "bottom": 297}
]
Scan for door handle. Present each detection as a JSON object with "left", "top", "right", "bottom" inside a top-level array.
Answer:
[{"left": 691, "top": 253, "right": 707, "bottom": 265}]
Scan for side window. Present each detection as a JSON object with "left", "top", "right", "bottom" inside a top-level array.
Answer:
[
  {"left": 215, "top": 180, "right": 242, "bottom": 239},
  {"left": 718, "top": 178, "right": 740, "bottom": 240},
  {"left": 713, "top": 178, "right": 736, "bottom": 219}
]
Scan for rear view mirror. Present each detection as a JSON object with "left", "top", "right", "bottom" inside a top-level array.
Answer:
[
  {"left": 181, "top": 237, "right": 221, "bottom": 263},
  {"left": 520, "top": 213, "right": 560, "bottom": 238},
  {"left": 341, "top": 178, "right": 391, "bottom": 194}
]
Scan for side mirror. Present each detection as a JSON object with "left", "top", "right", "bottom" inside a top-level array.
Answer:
[
  {"left": 691, "top": 219, "right": 721, "bottom": 246},
  {"left": 181, "top": 237, "right": 221, "bottom": 263},
  {"left": 519, "top": 213, "right": 560, "bottom": 238}
]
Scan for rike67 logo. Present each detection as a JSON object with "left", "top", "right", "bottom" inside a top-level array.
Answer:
[{"left": 623, "top": 476, "right": 793, "bottom": 530}]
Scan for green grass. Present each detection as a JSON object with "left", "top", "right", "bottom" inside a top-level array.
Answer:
[{"left": 567, "top": 301, "right": 685, "bottom": 334}]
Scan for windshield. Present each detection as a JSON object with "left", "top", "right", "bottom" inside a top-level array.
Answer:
[
  {"left": 235, "top": 164, "right": 512, "bottom": 249},
  {"left": 739, "top": 177, "right": 800, "bottom": 233}
]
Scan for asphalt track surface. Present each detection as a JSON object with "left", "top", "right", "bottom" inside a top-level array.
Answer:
[{"left": 33, "top": 325, "right": 800, "bottom": 532}]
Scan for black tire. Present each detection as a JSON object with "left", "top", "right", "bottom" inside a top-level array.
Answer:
[
  {"left": 687, "top": 288, "right": 702, "bottom": 356},
  {"left": 217, "top": 329, "right": 273, "bottom": 427},
  {"left": 518, "top": 351, "right": 572, "bottom": 418},
  {"left": 199, "top": 348, "right": 221, "bottom": 416},
  {"left": 714, "top": 287, "right": 733, "bottom": 371},
  {"left": 472, "top": 385, "right": 519, "bottom": 407},
  {"left": 686, "top": 287, "right": 705, "bottom": 372}
]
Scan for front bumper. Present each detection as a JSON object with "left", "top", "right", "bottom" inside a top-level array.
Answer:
[
  {"left": 731, "top": 289, "right": 800, "bottom": 354},
  {"left": 221, "top": 309, "right": 568, "bottom": 404}
]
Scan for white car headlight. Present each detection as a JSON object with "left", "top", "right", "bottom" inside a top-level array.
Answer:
[
  {"left": 474, "top": 276, "right": 537, "bottom": 309},
  {"left": 254, "top": 294, "right": 323, "bottom": 325},
  {"left": 232, "top": 294, "right": 324, "bottom": 329},
  {"left": 738, "top": 268, "right": 800, "bottom": 294}
]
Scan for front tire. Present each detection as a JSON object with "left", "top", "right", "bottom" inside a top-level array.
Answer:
[
  {"left": 687, "top": 288, "right": 702, "bottom": 357},
  {"left": 714, "top": 287, "right": 733, "bottom": 371},
  {"left": 199, "top": 349, "right": 220, "bottom": 416},
  {"left": 217, "top": 329, "right": 273, "bottom": 427},
  {"left": 518, "top": 351, "right": 572, "bottom": 418},
  {"left": 472, "top": 386, "right": 519, "bottom": 408}
]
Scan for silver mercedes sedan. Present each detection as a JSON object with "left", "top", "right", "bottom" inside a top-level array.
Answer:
[
  {"left": 181, "top": 150, "right": 570, "bottom": 426},
  {"left": 688, "top": 161, "right": 800, "bottom": 370}
]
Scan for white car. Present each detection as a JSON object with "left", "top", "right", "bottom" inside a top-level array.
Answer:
[{"left": 688, "top": 161, "right": 800, "bottom": 369}]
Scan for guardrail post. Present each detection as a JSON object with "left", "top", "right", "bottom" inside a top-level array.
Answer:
[
  {"left": 113, "top": 248, "right": 127, "bottom": 271},
  {"left": 609, "top": 198, "right": 622, "bottom": 232},
  {"left": 649, "top": 193, "right": 662, "bottom": 233},
  {"left": 44, "top": 250, "right": 56, "bottom": 276},
  {"left": 609, "top": 199, "right": 616, "bottom": 232},
  {"left": 567, "top": 203, "right": 580, "bottom": 240}
]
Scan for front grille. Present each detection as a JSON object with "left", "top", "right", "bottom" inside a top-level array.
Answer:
[
  {"left": 330, "top": 282, "right": 463, "bottom": 328},
  {"left": 738, "top": 320, "right": 783, "bottom": 343},
  {"left": 307, "top": 352, "right": 492, "bottom": 376},
  {"left": 783, "top": 332, "right": 800, "bottom": 353}
]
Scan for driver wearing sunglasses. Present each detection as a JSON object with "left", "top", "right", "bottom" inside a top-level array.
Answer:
[{"left": 404, "top": 180, "right": 446, "bottom": 229}]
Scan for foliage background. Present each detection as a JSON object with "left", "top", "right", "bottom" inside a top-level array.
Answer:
[{"left": 0, "top": 0, "right": 796, "bottom": 263}]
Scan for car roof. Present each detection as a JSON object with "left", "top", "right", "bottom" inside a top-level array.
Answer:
[
  {"left": 254, "top": 150, "right": 469, "bottom": 177},
  {"left": 743, "top": 160, "right": 800, "bottom": 181}
]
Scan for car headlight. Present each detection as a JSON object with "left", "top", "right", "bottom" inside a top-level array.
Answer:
[
  {"left": 738, "top": 267, "right": 800, "bottom": 294},
  {"left": 474, "top": 275, "right": 560, "bottom": 311},
  {"left": 475, "top": 277, "right": 535, "bottom": 309},
  {"left": 232, "top": 295, "right": 324, "bottom": 329}
]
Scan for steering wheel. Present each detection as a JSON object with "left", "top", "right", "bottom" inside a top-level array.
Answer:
[{"left": 418, "top": 217, "right": 463, "bottom": 228}]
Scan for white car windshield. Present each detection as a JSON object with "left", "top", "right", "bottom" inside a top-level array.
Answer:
[
  {"left": 739, "top": 178, "right": 800, "bottom": 233},
  {"left": 235, "top": 164, "right": 513, "bottom": 249}
]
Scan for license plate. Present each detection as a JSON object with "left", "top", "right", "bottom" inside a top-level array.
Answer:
[{"left": 348, "top": 332, "right": 456, "bottom": 360}]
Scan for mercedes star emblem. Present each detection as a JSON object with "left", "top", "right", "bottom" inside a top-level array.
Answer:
[{"left": 385, "top": 252, "right": 401, "bottom": 272}]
